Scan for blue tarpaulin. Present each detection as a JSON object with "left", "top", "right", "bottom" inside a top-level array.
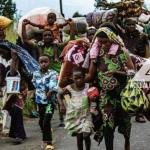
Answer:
[{"left": 0, "top": 40, "right": 40, "bottom": 74}]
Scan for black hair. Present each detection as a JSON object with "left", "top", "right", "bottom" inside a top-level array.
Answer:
[
  {"left": 47, "top": 13, "right": 57, "bottom": 21},
  {"left": 43, "top": 28, "right": 54, "bottom": 40},
  {"left": 123, "top": 18, "right": 137, "bottom": 26},
  {"left": 100, "top": 22, "right": 119, "bottom": 35},
  {"left": 39, "top": 54, "right": 51, "bottom": 60},
  {"left": 72, "top": 66, "right": 85, "bottom": 76},
  {"left": 87, "top": 28, "right": 97, "bottom": 35},
  {"left": 96, "top": 31, "right": 108, "bottom": 38}
]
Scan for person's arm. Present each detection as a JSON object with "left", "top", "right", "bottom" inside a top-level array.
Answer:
[
  {"left": 22, "top": 19, "right": 38, "bottom": 47},
  {"left": 10, "top": 49, "right": 19, "bottom": 75},
  {"left": 142, "top": 34, "right": 150, "bottom": 58},
  {"left": 57, "top": 88, "right": 66, "bottom": 114},
  {"left": 24, "top": 19, "right": 44, "bottom": 28},
  {"left": 124, "top": 50, "right": 134, "bottom": 70},
  {"left": 145, "top": 42, "right": 150, "bottom": 58},
  {"left": 85, "top": 59, "right": 97, "bottom": 82},
  {"left": 53, "top": 44, "right": 59, "bottom": 62},
  {"left": 57, "top": 21, "right": 76, "bottom": 49},
  {"left": 47, "top": 71, "right": 58, "bottom": 98},
  {"left": 58, "top": 18, "right": 72, "bottom": 28},
  {"left": 104, "top": 49, "right": 135, "bottom": 76},
  {"left": 31, "top": 72, "right": 37, "bottom": 88},
  {"left": 29, "top": 21, "right": 44, "bottom": 29}
]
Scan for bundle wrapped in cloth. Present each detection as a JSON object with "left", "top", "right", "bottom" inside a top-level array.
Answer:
[
  {"left": 63, "top": 17, "right": 87, "bottom": 35},
  {"left": 86, "top": 9, "right": 117, "bottom": 29},
  {"left": 121, "top": 79, "right": 149, "bottom": 116},
  {"left": 86, "top": 11, "right": 106, "bottom": 29},
  {"left": 58, "top": 38, "right": 89, "bottom": 88},
  {"left": 0, "top": 16, "right": 12, "bottom": 29},
  {"left": 96, "top": 0, "right": 146, "bottom": 18}
]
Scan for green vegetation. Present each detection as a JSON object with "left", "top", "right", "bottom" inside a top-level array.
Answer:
[{"left": 0, "top": 0, "right": 16, "bottom": 19}]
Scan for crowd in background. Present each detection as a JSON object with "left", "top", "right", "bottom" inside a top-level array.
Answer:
[{"left": 0, "top": 5, "right": 150, "bottom": 150}]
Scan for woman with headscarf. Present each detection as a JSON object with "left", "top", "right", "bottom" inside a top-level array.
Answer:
[{"left": 85, "top": 27, "right": 134, "bottom": 150}]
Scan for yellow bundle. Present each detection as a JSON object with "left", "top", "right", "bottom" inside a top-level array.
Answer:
[{"left": 0, "top": 16, "right": 12, "bottom": 29}]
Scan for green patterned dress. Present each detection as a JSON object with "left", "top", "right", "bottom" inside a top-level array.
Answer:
[
  {"left": 64, "top": 83, "right": 93, "bottom": 136},
  {"left": 97, "top": 47, "right": 131, "bottom": 137}
]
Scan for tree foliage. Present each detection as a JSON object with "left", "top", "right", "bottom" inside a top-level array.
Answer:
[{"left": 0, "top": 0, "right": 16, "bottom": 19}]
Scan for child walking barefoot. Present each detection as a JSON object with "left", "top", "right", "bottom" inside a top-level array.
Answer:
[{"left": 58, "top": 67, "right": 93, "bottom": 150}]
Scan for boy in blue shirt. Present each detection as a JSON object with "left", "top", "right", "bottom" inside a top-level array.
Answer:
[{"left": 32, "top": 54, "right": 58, "bottom": 150}]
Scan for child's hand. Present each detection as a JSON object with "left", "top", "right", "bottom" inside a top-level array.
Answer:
[
  {"left": 23, "top": 19, "right": 30, "bottom": 25},
  {"left": 11, "top": 49, "right": 17, "bottom": 60},
  {"left": 67, "top": 18, "right": 72, "bottom": 23},
  {"left": 65, "top": 18, "right": 73, "bottom": 26},
  {"left": 65, "top": 18, "right": 72, "bottom": 24}
]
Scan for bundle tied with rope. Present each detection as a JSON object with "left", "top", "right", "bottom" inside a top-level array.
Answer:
[
  {"left": 121, "top": 79, "right": 150, "bottom": 117},
  {"left": 96, "top": 0, "right": 148, "bottom": 18}
]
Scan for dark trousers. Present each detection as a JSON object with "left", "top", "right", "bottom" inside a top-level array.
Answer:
[
  {"left": 76, "top": 133, "right": 91, "bottom": 150},
  {"left": 103, "top": 107, "right": 131, "bottom": 150},
  {"left": 38, "top": 104, "right": 53, "bottom": 144},
  {"left": 9, "top": 105, "right": 26, "bottom": 139},
  {"left": 103, "top": 126, "right": 114, "bottom": 150}
]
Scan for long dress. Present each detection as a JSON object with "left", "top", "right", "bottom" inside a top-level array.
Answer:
[{"left": 96, "top": 46, "right": 131, "bottom": 137}]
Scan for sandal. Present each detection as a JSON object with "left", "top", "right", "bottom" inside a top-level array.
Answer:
[{"left": 45, "top": 145, "right": 54, "bottom": 150}]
